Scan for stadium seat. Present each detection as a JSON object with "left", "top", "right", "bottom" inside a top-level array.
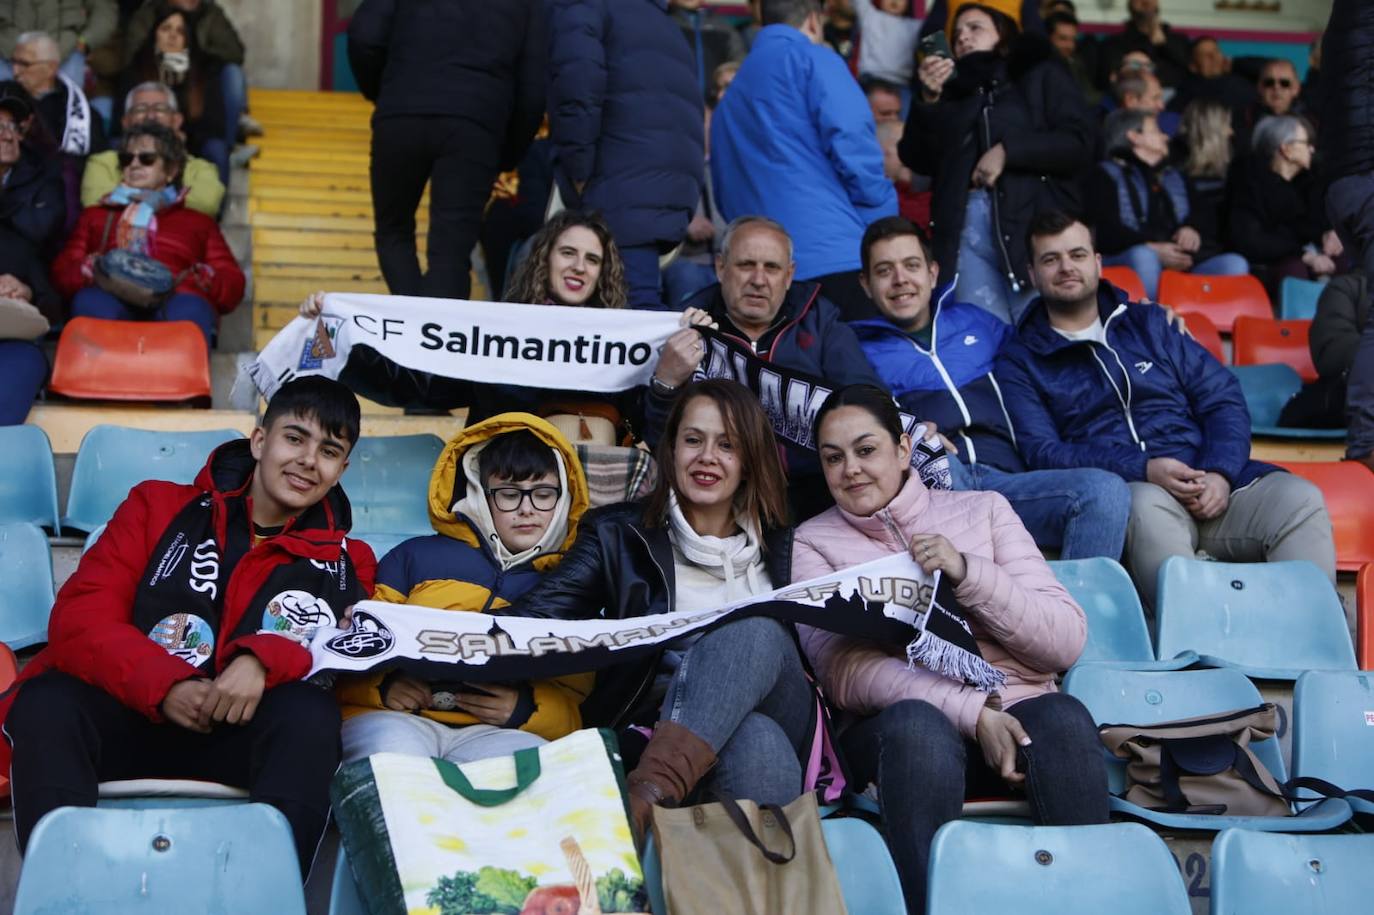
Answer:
[
  {"left": 1210, "top": 830, "right": 1374, "bottom": 914},
  {"left": 63, "top": 426, "right": 245, "bottom": 533},
  {"left": 14, "top": 804, "right": 307, "bottom": 915},
  {"left": 1232, "top": 317, "right": 1318, "bottom": 382},
  {"left": 0, "top": 425, "right": 61, "bottom": 530},
  {"left": 340, "top": 434, "right": 444, "bottom": 541},
  {"left": 1158, "top": 271, "right": 1271, "bottom": 333},
  {"left": 1229, "top": 364, "right": 1344, "bottom": 439},
  {"left": 1155, "top": 557, "right": 1356, "bottom": 679},
  {"left": 1278, "top": 276, "right": 1325, "bottom": 321},
  {"left": 0, "top": 522, "right": 55, "bottom": 649},
  {"left": 1276, "top": 461, "right": 1374, "bottom": 572},
  {"left": 1359, "top": 563, "right": 1372, "bottom": 670},
  {"left": 1061, "top": 665, "right": 1351, "bottom": 831},
  {"left": 1102, "top": 266, "right": 1147, "bottom": 302},
  {"left": 0, "top": 642, "right": 16, "bottom": 796},
  {"left": 1180, "top": 310, "right": 1225, "bottom": 363},
  {"left": 1049, "top": 557, "right": 1192, "bottom": 669},
  {"left": 925, "top": 821, "right": 1189, "bottom": 914},
  {"left": 1291, "top": 671, "right": 1374, "bottom": 816},
  {"left": 49, "top": 317, "right": 212, "bottom": 403}
]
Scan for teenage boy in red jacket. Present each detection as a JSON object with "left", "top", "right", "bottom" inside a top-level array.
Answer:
[{"left": 0, "top": 377, "right": 376, "bottom": 877}]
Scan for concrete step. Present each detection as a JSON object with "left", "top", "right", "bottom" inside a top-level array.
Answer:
[
  {"left": 254, "top": 263, "right": 384, "bottom": 282},
  {"left": 253, "top": 228, "right": 418, "bottom": 250},
  {"left": 254, "top": 248, "right": 383, "bottom": 270}
]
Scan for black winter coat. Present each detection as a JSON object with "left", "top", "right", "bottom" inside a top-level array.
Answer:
[
  {"left": 899, "top": 38, "right": 1092, "bottom": 292},
  {"left": 0, "top": 149, "right": 64, "bottom": 256},
  {"left": 1319, "top": 0, "right": 1374, "bottom": 180},
  {"left": 347, "top": 0, "right": 547, "bottom": 169},
  {"left": 1225, "top": 156, "right": 1328, "bottom": 266},
  {"left": 508, "top": 503, "right": 793, "bottom": 728}
]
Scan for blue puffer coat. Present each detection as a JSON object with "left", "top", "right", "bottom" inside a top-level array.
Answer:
[
  {"left": 546, "top": 0, "right": 704, "bottom": 250},
  {"left": 994, "top": 283, "right": 1277, "bottom": 489},
  {"left": 851, "top": 287, "right": 1022, "bottom": 473}
]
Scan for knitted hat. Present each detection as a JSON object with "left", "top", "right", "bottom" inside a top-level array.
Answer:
[{"left": 946, "top": 0, "right": 1023, "bottom": 36}]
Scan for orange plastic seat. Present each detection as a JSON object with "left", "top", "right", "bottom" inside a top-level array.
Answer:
[
  {"left": 1179, "top": 311, "right": 1225, "bottom": 363},
  {"left": 1157, "top": 272, "right": 1271, "bottom": 333},
  {"left": 49, "top": 317, "right": 210, "bottom": 403},
  {"left": 1101, "top": 266, "right": 1147, "bottom": 302},
  {"left": 1277, "top": 461, "right": 1374, "bottom": 573},
  {"left": 1232, "top": 317, "right": 1317, "bottom": 382},
  {"left": 0, "top": 642, "right": 16, "bottom": 797},
  {"left": 1359, "top": 563, "right": 1372, "bottom": 670}
]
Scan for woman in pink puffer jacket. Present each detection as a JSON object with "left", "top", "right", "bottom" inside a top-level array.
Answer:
[{"left": 795, "top": 385, "right": 1109, "bottom": 913}]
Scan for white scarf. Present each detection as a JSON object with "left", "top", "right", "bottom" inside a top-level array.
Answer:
[
  {"left": 665, "top": 491, "right": 767, "bottom": 604},
  {"left": 56, "top": 73, "right": 91, "bottom": 156}
]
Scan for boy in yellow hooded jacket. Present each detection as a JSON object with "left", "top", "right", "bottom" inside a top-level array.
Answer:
[{"left": 336, "top": 414, "right": 593, "bottom": 762}]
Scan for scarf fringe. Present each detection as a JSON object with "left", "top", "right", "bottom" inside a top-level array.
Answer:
[{"left": 907, "top": 631, "right": 1007, "bottom": 693}]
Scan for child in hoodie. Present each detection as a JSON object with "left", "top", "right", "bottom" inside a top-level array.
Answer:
[{"left": 336, "top": 414, "right": 593, "bottom": 763}]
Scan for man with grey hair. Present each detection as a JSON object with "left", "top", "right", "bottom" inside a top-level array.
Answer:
[
  {"left": 80, "top": 81, "right": 223, "bottom": 215},
  {"left": 647, "top": 214, "right": 887, "bottom": 518},
  {"left": 0, "top": 0, "right": 117, "bottom": 86},
  {"left": 7, "top": 30, "right": 103, "bottom": 157}
]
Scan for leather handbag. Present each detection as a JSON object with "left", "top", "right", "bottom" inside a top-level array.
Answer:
[{"left": 91, "top": 212, "right": 179, "bottom": 313}]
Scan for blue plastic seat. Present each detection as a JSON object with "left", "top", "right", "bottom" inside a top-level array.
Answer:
[
  {"left": 353, "top": 532, "right": 411, "bottom": 564},
  {"left": 1229, "top": 364, "right": 1345, "bottom": 440},
  {"left": 1292, "top": 671, "right": 1374, "bottom": 816},
  {"left": 340, "top": 434, "right": 444, "bottom": 541},
  {"left": 926, "top": 821, "right": 1190, "bottom": 914},
  {"left": 1155, "top": 557, "right": 1356, "bottom": 679},
  {"left": 1278, "top": 276, "right": 1325, "bottom": 321},
  {"left": 1210, "top": 829, "right": 1374, "bottom": 914},
  {"left": 328, "top": 844, "right": 367, "bottom": 915},
  {"left": 0, "top": 522, "right": 55, "bottom": 649},
  {"left": 1049, "top": 557, "right": 1194, "bottom": 669},
  {"left": 1062, "top": 665, "right": 1351, "bottom": 831},
  {"left": 14, "top": 804, "right": 307, "bottom": 914},
  {"left": 0, "top": 425, "right": 60, "bottom": 530},
  {"left": 63, "top": 426, "right": 246, "bottom": 533}
]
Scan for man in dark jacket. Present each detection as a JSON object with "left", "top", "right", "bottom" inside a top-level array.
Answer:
[
  {"left": 348, "top": 0, "right": 546, "bottom": 300},
  {"left": 0, "top": 378, "right": 377, "bottom": 877},
  {"left": 645, "top": 215, "right": 885, "bottom": 517},
  {"left": 547, "top": 0, "right": 703, "bottom": 310},
  {"left": 0, "top": 82, "right": 64, "bottom": 256},
  {"left": 996, "top": 211, "right": 1335, "bottom": 608},
  {"left": 850, "top": 216, "right": 1129, "bottom": 559},
  {"left": 1096, "top": 0, "right": 1190, "bottom": 89}
]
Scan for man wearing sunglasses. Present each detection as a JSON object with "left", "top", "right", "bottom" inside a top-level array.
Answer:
[{"left": 1236, "top": 58, "right": 1315, "bottom": 172}]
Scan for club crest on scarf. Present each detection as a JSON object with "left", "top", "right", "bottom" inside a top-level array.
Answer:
[
  {"left": 261, "top": 590, "right": 338, "bottom": 643},
  {"left": 149, "top": 612, "right": 216, "bottom": 668}
]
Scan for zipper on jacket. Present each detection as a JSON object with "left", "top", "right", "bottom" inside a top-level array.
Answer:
[
  {"left": 917, "top": 338, "right": 980, "bottom": 466},
  {"left": 877, "top": 509, "right": 907, "bottom": 553},
  {"left": 1088, "top": 304, "right": 1147, "bottom": 451},
  {"left": 987, "top": 373, "right": 1018, "bottom": 449},
  {"left": 981, "top": 103, "right": 1021, "bottom": 293},
  {"left": 609, "top": 526, "right": 675, "bottom": 729}
]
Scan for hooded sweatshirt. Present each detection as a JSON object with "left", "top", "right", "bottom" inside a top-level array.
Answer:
[{"left": 336, "top": 414, "right": 594, "bottom": 740}]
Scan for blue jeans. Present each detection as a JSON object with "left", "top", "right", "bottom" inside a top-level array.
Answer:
[
  {"left": 620, "top": 243, "right": 666, "bottom": 310},
  {"left": 662, "top": 617, "right": 813, "bottom": 805},
  {"left": 842, "top": 694, "right": 1109, "bottom": 913},
  {"left": 955, "top": 190, "right": 1033, "bottom": 324},
  {"left": 949, "top": 456, "right": 1129, "bottom": 560},
  {"left": 196, "top": 63, "right": 247, "bottom": 186},
  {"left": 661, "top": 259, "right": 717, "bottom": 308},
  {"left": 71, "top": 287, "right": 217, "bottom": 347},
  {"left": 0, "top": 341, "right": 47, "bottom": 424},
  {"left": 1326, "top": 174, "right": 1374, "bottom": 460},
  {"left": 1103, "top": 244, "right": 1249, "bottom": 301}
]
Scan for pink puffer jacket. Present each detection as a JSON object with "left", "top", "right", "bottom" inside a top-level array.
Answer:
[{"left": 793, "top": 473, "right": 1086, "bottom": 738}]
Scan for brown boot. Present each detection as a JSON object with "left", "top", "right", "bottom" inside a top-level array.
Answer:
[{"left": 626, "top": 722, "right": 717, "bottom": 842}]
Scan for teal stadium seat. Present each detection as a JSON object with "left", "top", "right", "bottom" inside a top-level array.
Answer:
[
  {"left": 1278, "top": 276, "right": 1325, "bottom": 321},
  {"left": 1228, "top": 364, "right": 1345, "bottom": 440},
  {"left": 1209, "top": 830, "right": 1374, "bottom": 915},
  {"left": 1155, "top": 557, "right": 1356, "bottom": 679},
  {"left": 63, "top": 426, "right": 246, "bottom": 533},
  {"left": 1049, "top": 557, "right": 1195, "bottom": 669},
  {"left": 14, "top": 804, "right": 307, "bottom": 915},
  {"left": 925, "top": 821, "right": 1190, "bottom": 914},
  {"left": 339, "top": 434, "right": 444, "bottom": 548},
  {"left": 0, "top": 426, "right": 61, "bottom": 530},
  {"left": 1291, "top": 671, "right": 1374, "bottom": 816},
  {"left": 1061, "top": 666, "right": 1351, "bottom": 831},
  {"left": 0, "top": 522, "right": 55, "bottom": 649}
]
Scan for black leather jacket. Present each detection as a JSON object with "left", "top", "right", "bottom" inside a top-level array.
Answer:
[{"left": 509, "top": 502, "right": 794, "bottom": 728}]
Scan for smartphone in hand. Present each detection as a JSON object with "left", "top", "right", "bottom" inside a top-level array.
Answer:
[{"left": 918, "top": 30, "right": 953, "bottom": 64}]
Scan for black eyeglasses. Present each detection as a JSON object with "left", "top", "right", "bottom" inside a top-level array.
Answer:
[
  {"left": 118, "top": 150, "right": 161, "bottom": 167},
  {"left": 486, "top": 485, "right": 561, "bottom": 513},
  {"left": 1261, "top": 77, "right": 1294, "bottom": 89}
]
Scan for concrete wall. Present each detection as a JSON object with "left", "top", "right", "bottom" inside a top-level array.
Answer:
[{"left": 219, "top": 0, "right": 322, "bottom": 90}]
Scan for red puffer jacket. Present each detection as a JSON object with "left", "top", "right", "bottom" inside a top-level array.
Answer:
[{"left": 50, "top": 197, "right": 246, "bottom": 312}]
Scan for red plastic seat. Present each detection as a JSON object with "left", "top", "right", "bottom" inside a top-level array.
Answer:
[
  {"left": 1179, "top": 311, "right": 1225, "bottom": 363},
  {"left": 49, "top": 318, "right": 210, "bottom": 403},
  {"left": 1359, "top": 563, "right": 1372, "bottom": 670},
  {"left": 0, "top": 642, "right": 16, "bottom": 797},
  {"left": 1157, "top": 272, "right": 1271, "bottom": 333},
  {"left": 1277, "top": 461, "right": 1374, "bottom": 573},
  {"left": 1101, "top": 266, "right": 1146, "bottom": 302},
  {"left": 1232, "top": 317, "right": 1317, "bottom": 382}
]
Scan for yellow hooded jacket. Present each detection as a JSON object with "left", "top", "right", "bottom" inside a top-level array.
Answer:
[{"left": 336, "top": 414, "right": 594, "bottom": 739}]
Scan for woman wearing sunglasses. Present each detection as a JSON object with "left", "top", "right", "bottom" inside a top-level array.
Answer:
[{"left": 50, "top": 122, "right": 244, "bottom": 346}]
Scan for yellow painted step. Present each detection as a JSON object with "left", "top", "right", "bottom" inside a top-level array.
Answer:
[
  {"left": 254, "top": 228, "right": 425, "bottom": 251},
  {"left": 254, "top": 113, "right": 372, "bottom": 131},
  {"left": 1250, "top": 440, "right": 1345, "bottom": 463},
  {"left": 251, "top": 172, "right": 371, "bottom": 192},
  {"left": 249, "top": 198, "right": 388, "bottom": 221},
  {"left": 249, "top": 88, "right": 367, "bottom": 104},
  {"left": 28, "top": 404, "right": 258, "bottom": 452},
  {"left": 254, "top": 262, "right": 382, "bottom": 281},
  {"left": 250, "top": 212, "right": 377, "bottom": 232},
  {"left": 258, "top": 147, "right": 370, "bottom": 167},
  {"left": 255, "top": 128, "right": 371, "bottom": 147},
  {"left": 250, "top": 158, "right": 370, "bottom": 178},
  {"left": 256, "top": 276, "right": 389, "bottom": 305},
  {"left": 254, "top": 248, "right": 381, "bottom": 271}
]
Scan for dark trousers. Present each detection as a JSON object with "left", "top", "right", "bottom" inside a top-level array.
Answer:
[
  {"left": 0, "top": 341, "right": 47, "bottom": 424},
  {"left": 5, "top": 672, "right": 341, "bottom": 877},
  {"left": 1326, "top": 174, "right": 1374, "bottom": 460},
  {"left": 369, "top": 115, "right": 502, "bottom": 300},
  {"left": 813, "top": 269, "right": 879, "bottom": 322},
  {"left": 841, "top": 693, "right": 1110, "bottom": 913}
]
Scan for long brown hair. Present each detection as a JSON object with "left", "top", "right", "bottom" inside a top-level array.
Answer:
[
  {"left": 641, "top": 379, "right": 789, "bottom": 533},
  {"left": 507, "top": 210, "right": 628, "bottom": 310}
]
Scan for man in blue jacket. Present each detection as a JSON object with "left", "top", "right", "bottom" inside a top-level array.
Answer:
[
  {"left": 710, "top": 0, "right": 896, "bottom": 322},
  {"left": 850, "top": 216, "right": 1129, "bottom": 560},
  {"left": 996, "top": 211, "right": 1335, "bottom": 608}
]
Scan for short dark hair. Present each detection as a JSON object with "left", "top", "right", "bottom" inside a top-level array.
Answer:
[
  {"left": 1045, "top": 11, "right": 1078, "bottom": 32},
  {"left": 1191, "top": 34, "right": 1219, "bottom": 50},
  {"left": 861, "top": 75, "right": 904, "bottom": 99},
  {"left": 121, "top": 121, "right": 187, "bottom": 184},
  {"left": 813, "top": 384, "right": 905, "bottom": 447},
  {"left": 860, "top": 216, "right": 933, "bottom": 275},
  {"left": 1025, "top": 210, "right": 1096, "bottom": 260},
  {"left": 1104, "top": 107, "right": 1151, "bottom": 157},
  {"left": 261, "top": 377, "right": 361, "bottom": 449},
  {"left": 478, "top": 429, "right": 558, "bottom": 484},
  {"left": 760, "top": 0, "right": 820, "bottom": 28}
]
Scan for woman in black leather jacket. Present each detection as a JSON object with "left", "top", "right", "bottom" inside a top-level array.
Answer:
[{"left": 510, "top": 378, "right": 810, "bottom": 839}]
